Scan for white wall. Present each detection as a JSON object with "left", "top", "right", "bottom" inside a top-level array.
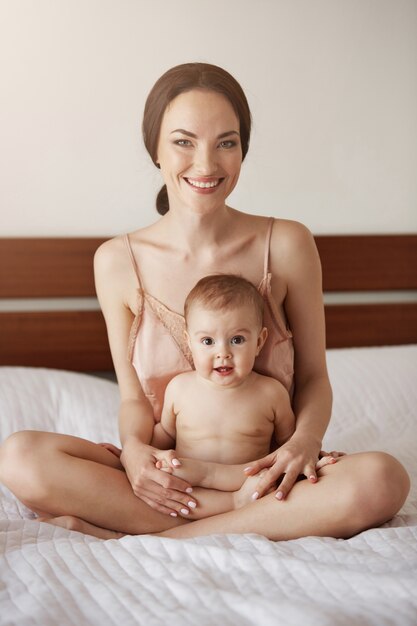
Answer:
[{"left": 1, "top": 0, "right": 416, "bottom": 236}]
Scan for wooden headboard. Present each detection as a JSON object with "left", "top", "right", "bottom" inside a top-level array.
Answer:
[{"left": 1, "top": 235, "right": 416, "bottom": 371}]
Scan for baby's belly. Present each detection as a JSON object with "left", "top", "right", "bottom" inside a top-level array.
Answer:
[{"left": 176, "top": 434, "right": 271, "bottom": 464}]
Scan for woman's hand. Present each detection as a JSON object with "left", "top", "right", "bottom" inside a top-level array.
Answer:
[
  {"left": 243, "top": 435, "right": 344, "bottom": 501},
  {"left": 120, "top": 437, "right": 197, "bottom": 517}
]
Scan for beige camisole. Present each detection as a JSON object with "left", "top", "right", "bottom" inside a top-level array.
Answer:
[{"left": 125, "top": 218, "right": 294, "bottom": 420}]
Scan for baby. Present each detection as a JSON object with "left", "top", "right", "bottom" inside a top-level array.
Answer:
[{"left": 151, "top": 274, "right": 299, "bottom": 518}]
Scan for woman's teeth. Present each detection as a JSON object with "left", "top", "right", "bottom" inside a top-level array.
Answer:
[{"left": 186, "top": 178, "right": 220, "bottom": 188}]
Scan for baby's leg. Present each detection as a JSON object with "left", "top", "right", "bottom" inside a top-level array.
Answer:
[
  {"left": 171, "top": 475, "right": 269, "bottom": 521},
  {"left": 233, "top": 471, "right": 275, "bottom": 509},
  {"left": 155, "top": 454, "right": 247, "bottom": 491},
  {"left": 155, "top": 456, "right": 271, "bottom": 520}
]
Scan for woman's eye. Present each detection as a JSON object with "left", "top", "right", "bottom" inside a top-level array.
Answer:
[
  {"left": 219, "top": 140, "right": 236, "bottom": 149},
  {"left": 201, "top": 337, "right": 214, "bottom": 346},
  {"left": 231, "top": 335, "right": 245, "bottom": 345},
  {"left": 174, "top": 139, "right": 192, "bottom": 147}
]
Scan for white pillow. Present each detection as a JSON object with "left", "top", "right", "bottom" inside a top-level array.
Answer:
[
  {"left": 324, "top": 345, "right": 417, "bottom": 454},
  {"left": 0, "top": 367, "right": 120, "bottom": 444}
]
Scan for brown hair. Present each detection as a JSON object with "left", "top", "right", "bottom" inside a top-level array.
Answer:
[
  {"left": 142, "top": 62, "right": 252, "bottom": 215},
  {"left": 184, "top": 274, "right": 264, "bottom": 329}
]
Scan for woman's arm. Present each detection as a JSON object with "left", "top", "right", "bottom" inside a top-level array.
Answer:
[
  {"left": 271, "top": 381, "right": 296, "bottom": 446},
  {"left": 94, "top": 239, "right": 195, "bottom": 515},
  {"left": 245, "top": 221, "right": 333, "bottom": 499},
  {"left": 279, "top": 221, "right": 333, "bottom": 464}
]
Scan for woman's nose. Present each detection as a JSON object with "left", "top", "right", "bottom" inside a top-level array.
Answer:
[{"left": 195, "top": 146, "right": 216, "bottom": 173}]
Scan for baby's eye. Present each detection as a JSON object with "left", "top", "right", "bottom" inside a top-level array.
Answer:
[
  {"left": 201, "top": 337, "right": 214, "bottom": 346},
  {"left": 231, "top": 335, "right": 245, "bottom": 345}
]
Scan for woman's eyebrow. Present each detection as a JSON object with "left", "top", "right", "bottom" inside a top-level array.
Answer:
[{"left": 170, "top": 129, "right": 240, "bottom": 139}]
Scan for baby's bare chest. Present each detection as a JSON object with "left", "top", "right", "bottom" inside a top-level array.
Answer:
[{"left": 176, "top": 391, "right": 274, "bottom": 447}]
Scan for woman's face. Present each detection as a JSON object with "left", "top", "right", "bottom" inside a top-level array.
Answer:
[{"left": 156, "top": 89, "right": 243, "bottom": 214}]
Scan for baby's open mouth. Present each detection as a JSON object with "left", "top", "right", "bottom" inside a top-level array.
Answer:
[{"left": 214, "top": 366, "right": 233, "bottom": 374}]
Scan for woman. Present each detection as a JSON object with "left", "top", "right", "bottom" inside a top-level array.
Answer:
[{"left": 0, "top": 63, "right": 409, "bottom": 540}]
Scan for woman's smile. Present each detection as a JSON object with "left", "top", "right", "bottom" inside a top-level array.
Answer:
[{"left": 184, "top": 176, "right": 224, "bottom": 192}]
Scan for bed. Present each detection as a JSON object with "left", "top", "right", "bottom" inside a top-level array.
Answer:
[{"left": 1, "top": 234, "right": 417, "bottom": 626}]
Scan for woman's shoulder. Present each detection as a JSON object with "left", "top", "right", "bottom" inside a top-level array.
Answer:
[
  {"left": 94, "top": 234, "right": 130, "bottom": 276},
  {"left": 238, "top": 212, "right": 313, "bottom": 247},
  {"left": 271, "top": 218, "right": 313, "bottom": 245},
  {"left": 269, "top": 219, "right": 319, "bottom": 271},
  {"left": 94, "top": 223, "right": 155, "bottom": 270},
  {"left": 94, "top": 233, "right": 144, "bottom": 314}
]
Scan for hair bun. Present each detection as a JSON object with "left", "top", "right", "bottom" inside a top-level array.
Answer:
[{"left": 156, "top": 184, "right": 169, "bottom": 215}]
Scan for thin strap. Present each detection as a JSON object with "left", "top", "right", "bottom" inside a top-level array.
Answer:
[
  {"left": 124, "top": 234, "right": 143, "bottom": 291},
  {"left": 263, "top": 218, "right": 275, "bottom": 276}
]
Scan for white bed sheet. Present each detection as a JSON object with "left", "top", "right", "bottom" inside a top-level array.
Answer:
[{"left": 1, "top": 345, "right": 417, "bottom": 626}]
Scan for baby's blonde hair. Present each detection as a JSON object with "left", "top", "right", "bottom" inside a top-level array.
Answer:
[{"left": 184, "top": 274, "right": 264, "bottom": 328}]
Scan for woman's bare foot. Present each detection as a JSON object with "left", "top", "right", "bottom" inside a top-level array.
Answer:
[{"left": 38, "top": 515, "right": 125, "bottom": 540}]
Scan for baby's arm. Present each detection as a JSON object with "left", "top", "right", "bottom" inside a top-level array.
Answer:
[
  {"left": 152, "top": 423, "right": 175, "bottom": 450},
  {"left": 150, "top": 380, "right": 177, "bottom": 450},
  {"left": 156, "top": 456, "right": 247, "bottom": 491}
]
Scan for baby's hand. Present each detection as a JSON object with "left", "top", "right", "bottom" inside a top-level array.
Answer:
[
  {"left": 153, "top": 449, "right": 181, "bottom": 474},
  {"left": 316, "top": 449, "right": 346, "bottom": 470}
]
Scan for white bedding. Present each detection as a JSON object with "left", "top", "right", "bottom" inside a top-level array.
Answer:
[{"left": 1, "top": 345, "right": 417, "bottom": 626}]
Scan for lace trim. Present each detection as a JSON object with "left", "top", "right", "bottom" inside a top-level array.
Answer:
[
  {"left": 258, "top": 273, "right": 293, "bottom": 340},
  {"left": 145, "top": 294, "right": 194, "bottom": 367},
  {"left": 127, "top": 289, "right": 145, "bottom": 361}
]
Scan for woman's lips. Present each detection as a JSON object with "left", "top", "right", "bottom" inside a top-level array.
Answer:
[{"left": 184, "top": 177, "right": 224, "bottom": 192}]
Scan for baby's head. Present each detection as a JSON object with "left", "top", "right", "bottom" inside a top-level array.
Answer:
[
  {"left": 185, "top": 274, "right": 264, "bottom": 327},
  {"left": 184, "top": 274, "right": 268, "bottom": 386}
]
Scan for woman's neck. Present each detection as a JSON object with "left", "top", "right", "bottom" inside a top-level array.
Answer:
[{"left": 158, "top": 204, "right": 239, "bottom": 254}]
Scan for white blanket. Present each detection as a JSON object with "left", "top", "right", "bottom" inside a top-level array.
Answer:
[{"left": 1, "top": 346, "right": 417, "bottom": 626}]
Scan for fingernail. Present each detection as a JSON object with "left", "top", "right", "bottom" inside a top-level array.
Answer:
[
  {"left": 180, "top": 508, "right": 189, "bottom": 515},
  {"left": 309, "top": 475, "right": 317, "bottom": 482},
  {"left": 185, "top": 487, "right": 193, "bottom": 494},
  {"left": 244, "top": 467, "right": 252, "bottom": 472},
  {"left": 251, "top": 492, "right": 259, "bottom": 501},
  {"left": 276, "top": 491, "right": 284, "bottom": 500},
  {"left": 188, "top": 501, "right": 197, "bottom": 509},
  {"left": 170, "top": 512, "right": 177, "bottom": 517},
  {"left": 172, "top": 458, "right": 181, "bottom": 466}
]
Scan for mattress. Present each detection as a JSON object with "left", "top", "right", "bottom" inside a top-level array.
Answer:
[{"left": 1, "top": 345, "right": 417, "bottom": 626}]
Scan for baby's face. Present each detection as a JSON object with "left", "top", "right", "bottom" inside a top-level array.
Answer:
[{"left": 185, "top": 303, "right": 267, "bottom": 388}]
